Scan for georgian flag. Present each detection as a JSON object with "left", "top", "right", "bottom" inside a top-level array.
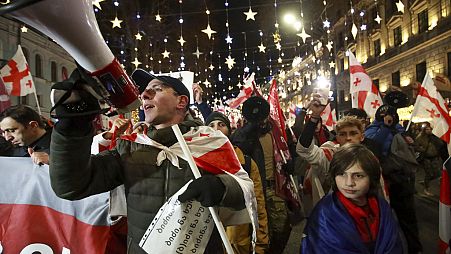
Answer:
[
  {"left": 226, "top": 73, "right": 255, "bottom": 108},
  {"left": 119, "top": 126, "right": 258, "bottom": 250},
  {"left": 0, "top": 45, "right": 35, "bottom": 96},
  {"left": 320, "top": 103, "right": 337, "bottom": 132},
  {"left": 410, "top": 73, "right": 451, "bottom": 151},
  {"left": 349, "top": 51, "right": 383, "bottom": 119},
  {"left": 439, "top": 157, "right": 451, "bottom": 254}
]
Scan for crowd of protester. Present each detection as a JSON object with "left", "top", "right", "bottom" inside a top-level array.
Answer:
[{"left": 0, "top": 68, "right": 448, "bottom": 254}]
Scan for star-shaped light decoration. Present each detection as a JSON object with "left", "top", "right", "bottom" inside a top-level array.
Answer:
[
  {"left": 351, "top": 23, "right": 358, "bottom": 39},
  {"left": 155, "top": 14, "right": 162, "bottom": 22},
  {"left": 323, "top": 19, "right": 330, "bottom": 28},
  {"left": 132, "top": 58, "right": 142, "bottom": 68},
  {"left": 360, "top": 24, "right": 367, "bottom": 31},
  {"left": 329, "top": 61, "right": 336, "bottom": 68},
  {"left": 162, "top": 50, "right": 170, "bottom": 58},
  {"left": 326, "top": 41, "right": 333, "bottom": 51},
  {"left": 225, "top": 55, "right": 235, "bottom": 70},
  {"left": 396, "top": 0, "right": 405, "bottom": 13},
  {"left": 202, "top": 79, "right": 211, "bottom": 87},
  {"left": 258, "top": 43, "right": 266, "bottom": 53},
  {"left": 374, "top": 14, "right": 382, "bottom": 24},
  {"left": 225, "top": 35, "right": 233, "bottom": 44},
  {"left": 20, "top": 26, "right": 27, "bottom": 33},
  {"left": 135, "top": 33, "right": 142, "bottom": 40},
  {"left": 296, "top": 28, "right": 311, "bottom": 43},
  {"left": 193, "top": 48, "right": 203, "bottom": 59},
  {"left": 275, "top": 42, "right": 282, "bottom": 50},
  {"left": 273, "top": 32, "right": 281, "bottom": 43},
  {"left": 201, "top": 24, "right": 217, "bottom": 39},
  {"left": 177, "top": 36, "right": 186, "bottom": 46},
  {"left": 243, "top": 7, "right": 257, "bottom": 21},
  {"left": 92, "top": 0, "right": 105, "bottom": 10},
  {"left": 111, "top": 17, "right": 123, "bottom": 28},
  {"left": 237, "top": 82, "right": 243, "bottom": 88},
  {"left": 244, "top": 67, "right": 250, "bottom": 73},
  {"left": 208, "top": 64, "right": 215, "bottom": 71}
]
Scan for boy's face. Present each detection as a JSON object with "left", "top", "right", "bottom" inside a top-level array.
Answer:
[
  {"left": 336, "top": 126, "right": 364, "bottom": 145},
  {"left": 335, "top": 163, "right": 370, "bottom": 206}
]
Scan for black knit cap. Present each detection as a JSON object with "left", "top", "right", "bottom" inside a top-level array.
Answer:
[
  {"left": 205, "top": 112, "right": 231, "bottom": 134},
  {"left": 131, "top": 69, "right": 190, "bottom": 97},
  {"left": 345, "top": 108, "right": 368, "bottom": 119}
]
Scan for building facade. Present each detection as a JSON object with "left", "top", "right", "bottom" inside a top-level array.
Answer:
[
  {"left": 0, "top": 16, "right": 76, "bottom": 117},
  {"left": 279, "top": 0, "right": 450, "bottom": 120}
]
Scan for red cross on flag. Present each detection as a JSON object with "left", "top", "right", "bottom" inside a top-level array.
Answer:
[
  {"left": 226, "top": 73, "right": 255, "bottom": 108},
  {"left": 410, "top": 73, "right": 451, "bottom": 151},
  {"left": 0, "top": 45, "right": 35, "bottom": 96},
  {"left": 349, "top": 51, "right": 382, "bottom": 119}
]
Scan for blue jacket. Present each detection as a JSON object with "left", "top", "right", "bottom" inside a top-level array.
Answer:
[
  {"left": 365, "top": 121, "right": 405, "bottom": 157},
  {"left": 301, "top": 193, "right": 403, "bottom": 254}
]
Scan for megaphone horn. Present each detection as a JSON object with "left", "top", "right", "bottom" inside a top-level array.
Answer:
[{"left": 9, "top": 0, "right": 140, "bottom": 113}]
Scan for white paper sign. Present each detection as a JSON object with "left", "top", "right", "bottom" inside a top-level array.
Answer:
[
  {"left": 139, "top": 181, "right": 214, "bottom": 254},
  {"left": 160, "top": 71, "right": 195, "bottom": 104}
]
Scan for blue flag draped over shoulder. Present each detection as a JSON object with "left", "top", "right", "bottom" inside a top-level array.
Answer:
[{"left": 301, "top": 193, "right": 403, "bottom": 254}]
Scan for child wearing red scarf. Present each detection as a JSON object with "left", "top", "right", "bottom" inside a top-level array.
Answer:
[{"left": 301, "top": 144, "right": 403, "bottom": 254}]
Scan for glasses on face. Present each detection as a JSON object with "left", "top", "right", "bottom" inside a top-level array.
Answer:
[{"left": 140, "top": 84, "right": 178, "bottom": 100}]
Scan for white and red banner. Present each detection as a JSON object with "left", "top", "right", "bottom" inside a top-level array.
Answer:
[
  {"left": 410, "top": 73, "right": 451, "bottom": 151},
  {"left": 226, "top": 73, "right": 255, "bottom": 108},
  {"left": 439, "top": 157, "right": 451, "bottom": 254},
  {"left": 0, "top": 45, "right": 35, "bottom": 96},
  {"left": 349, "top": 51, "right": 382, "bottom": 119},
  {"left": 320, "top": 103, "right": 337, "bottom": 131},
  {"left": 0, "top": 157, "right": 111, "bottom": 253}
]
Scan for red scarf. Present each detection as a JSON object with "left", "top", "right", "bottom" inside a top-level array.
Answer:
[{"left": 336, "top": 191, "right": 380, "bottom": 243}]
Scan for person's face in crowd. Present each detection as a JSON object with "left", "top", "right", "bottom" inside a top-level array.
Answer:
[
  {"left": 208, "top": 120, "right": 230, "bottom": 136},
  {"left": 424, "top": 126, "right": 432, "bottom": 135},
  {"left": 336, "top": 126, "right": 364, "bottom": 145},
  {"left": 0, "top": 117, "right": 36, "bottom": 146},
  {"left": 140, "top": 79, "right": 187, "bottom": 128},
  {"left": 335, "top": 163, "right": 370, "bottom": 206}
]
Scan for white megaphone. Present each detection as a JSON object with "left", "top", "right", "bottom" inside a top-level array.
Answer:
[{"left": 9, "top": 0, "right": 141, "bottom": 113}]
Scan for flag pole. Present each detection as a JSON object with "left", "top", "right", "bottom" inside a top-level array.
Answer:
[
  {"left": 171, "top": 124, "right": 234, "bottom": 254},
  {"left": 32, "top": 85, "right": 41, "bottom": 115}
]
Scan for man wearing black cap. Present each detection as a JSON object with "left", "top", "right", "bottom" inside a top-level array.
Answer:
[{"left": 49, "top": 68, "right": 251, "bottom": 253}]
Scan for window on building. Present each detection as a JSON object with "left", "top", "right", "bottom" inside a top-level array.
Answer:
[
  {"left": 50, "top": 61, "right": 57, "bottom": 82},
  {"left": 416, "top": 61, "right": 427, "bottom": 82},
  {"left": 373, "top": 79, "right": 380, "bottom": 90},
  {"left": 418, "top": 9, "right": 428, "bottom": 33},
  {"left": 374, "top": 39, "right": 381, "bottom": 56},
  {"left": 393, "top": 26, "right": 402, "bottom": 46},
  {"left": 392, "top": 71, "right": 400, "bottom": 87},
  {"left": 337, "top": 32, "right": 344, "bottom": 49},
  {"left": 35, "top": 54, "right": 42, "bottom": 78},
  {"left": 385, "top": 0, "right": 398, "bottom": 21},
  {"left": 62, "top": 66, "right": 68, "bottom": 80},
  {"left": 339, "top": 90, "right": 345, "bottom": 103},
  {"left": 20, "top": 95, "right": 27, "bottom": 105},
  {"left": 22, "top": 47, "right": 29, "bottom": 62}
]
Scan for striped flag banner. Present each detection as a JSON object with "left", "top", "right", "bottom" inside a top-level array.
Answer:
[
  {"left": 440, "top": 157, "right": 451, "bottom": 254},
  {"left": 0, "top": 157, "right": 111, "bottom": 253}
]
